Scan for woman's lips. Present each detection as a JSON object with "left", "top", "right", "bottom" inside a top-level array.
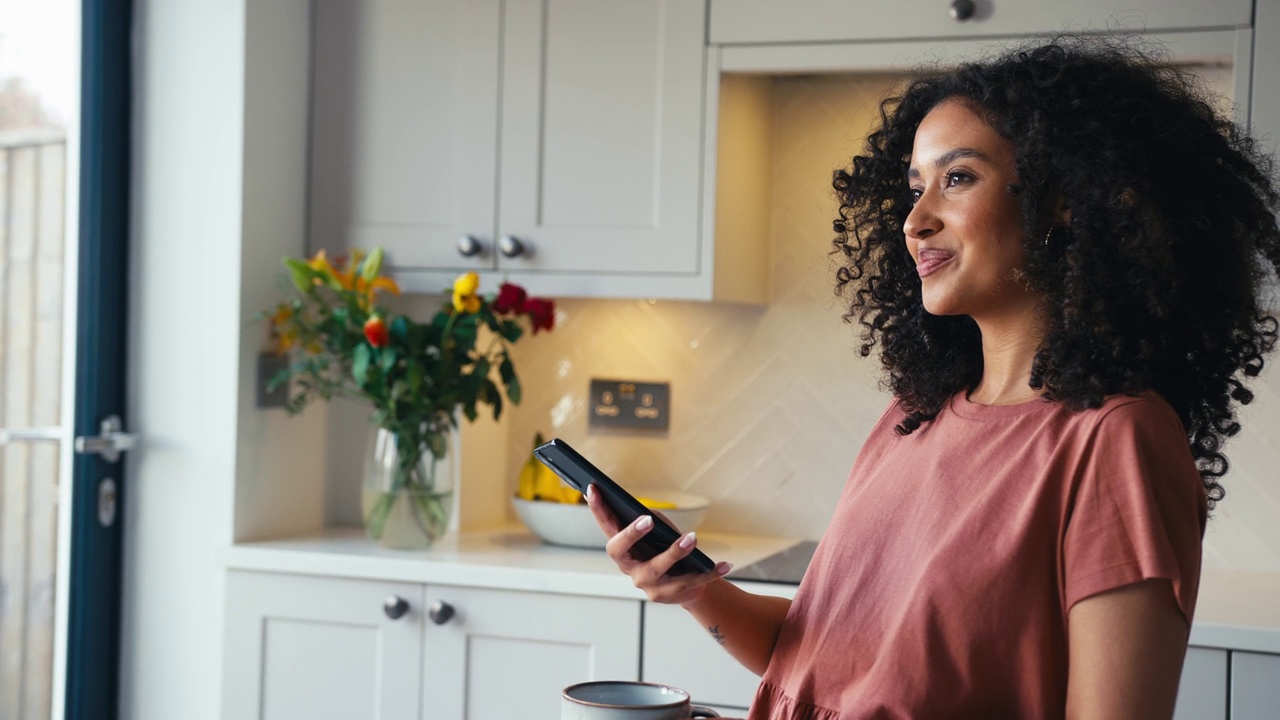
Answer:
[{"left": 915, "top": 248, "right": 955, "bottom": 278}]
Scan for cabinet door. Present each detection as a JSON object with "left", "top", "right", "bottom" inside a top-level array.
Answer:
[
  {"left": 310, "top": 0, "right": 500, "bottom": 274},
  {"left": 421, "top": 586, "right": 641, "bottom": 720},
  {"left": 497, "top": 0, "right": 706, "bottom": 275},
  {"left": 643, "top": 601, "right": 759, "bottom": 710},
  {"left": 1173, "top": 647, "right": 1227, "bottom": 720},
  {"left": 709, "top": 0, "right": 1254, "bottom": 45},
  {"left": 1231, "top": 651, "right": 1280, "bottom": 720},
  {"left": 222, "top": 571, "right": 425, "bottom": 720}
]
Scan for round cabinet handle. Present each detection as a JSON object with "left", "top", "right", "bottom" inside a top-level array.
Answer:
[
  {"left": 498, "top": 235, "right": 526, "bottom": 258},
  {"left": 457, "top": 234, "right": 486, "bottom": 257},
  {"left": 428, "top": 600, "right": 455, "bottom": 625},
  {"left": 949, "top": 0, "right": 976, "bottom": 21},
  {"left": 383, "top": 595, "right": 410, "bottom": 620}
]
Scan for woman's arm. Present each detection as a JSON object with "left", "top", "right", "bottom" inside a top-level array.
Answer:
[
  {"left": 1066, "top": 578, "right": 1189, "bottom": 720},
  {"left": 586, "top": 486, "right": 792, "bottom": 676}
]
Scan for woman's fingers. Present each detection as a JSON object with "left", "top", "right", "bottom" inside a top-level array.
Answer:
[
  {"left": 586, "top": 483, "right": 732, "bottom": 604},
  {"left": 584, "top": 484, "right": 623, "bottom": 537}
]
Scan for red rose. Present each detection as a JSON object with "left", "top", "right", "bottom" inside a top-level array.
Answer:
[
  {"left": 492, "top": 282, "right": 528, "bottom": 315},
  {"left": 363, "top": 315, "right": 390, "bottom": 347},
  {"left": 525, "top": 298, "right": 555, "bottom": 334}
]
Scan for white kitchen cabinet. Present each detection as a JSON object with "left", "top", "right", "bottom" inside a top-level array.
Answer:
[
  {"left": 1230, "top": 651, "right": 1280, "bottom": 720},
  {"left": 709, "top": 0, "right": 1253, "bottom": 45},
  {"left": 222, "top": 571, "right": 426, "bottom": 720},
  {"left": 421, "top": 585, "right": 641, "bottom": 719},
  {"left": 309, "top": 0, "right": 727, "bottom": 300},
  {"left": 222, "top": 570, "right": 641, "bottom": 720},
  {"left": 643, "top": 601, "right": 759, "bottom": 711},
  {"left": 1174, "top": 647, "right": 1228, "bottom": 720}
]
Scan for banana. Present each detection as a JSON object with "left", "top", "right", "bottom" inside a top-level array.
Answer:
[
  {"left": 636, "top": 496, "right": 677, "bottom": 510},
  {"left": 517, "top": 433, "right": 584, "bottom": 503},
  {"left": 516, "top": 433, "right": 542, "bottom": 501}
]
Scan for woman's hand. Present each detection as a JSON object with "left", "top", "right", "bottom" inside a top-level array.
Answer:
[{"left": 585, "top": 484, "right": 733, "bottom": 605}]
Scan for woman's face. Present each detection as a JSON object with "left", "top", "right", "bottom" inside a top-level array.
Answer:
[{"left": 903, "top": 99, "right": 1039, "bottom": 322}]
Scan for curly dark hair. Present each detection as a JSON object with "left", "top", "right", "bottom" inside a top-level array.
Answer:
[{"left": 832, "top": 37, "right": 1280, "bottom": 507}]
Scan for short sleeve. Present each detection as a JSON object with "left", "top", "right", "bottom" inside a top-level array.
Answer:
[{"left": 1061, "top": 396, "right": 1206, "bottom": 624}]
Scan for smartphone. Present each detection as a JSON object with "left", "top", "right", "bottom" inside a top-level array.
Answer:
[{"left": 533, "top": 438, "right": 716, "bottom": 575}]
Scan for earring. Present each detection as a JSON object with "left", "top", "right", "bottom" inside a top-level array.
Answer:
[{"left": 1044, "top": 225, "right": 1061, "bottom": 247}]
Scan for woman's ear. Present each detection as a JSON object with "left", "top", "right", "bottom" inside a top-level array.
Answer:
[{"left": 1052, "top": 193, "right": 1072, "bottom": 227}]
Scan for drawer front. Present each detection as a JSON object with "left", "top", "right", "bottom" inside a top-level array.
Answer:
[{"left": 710, "top": 0, "right": 1253, "bottom": 45}]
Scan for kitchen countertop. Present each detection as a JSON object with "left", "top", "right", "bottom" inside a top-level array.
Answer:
[
  {"left": 221, "top": 525, "right": 802, "bottom": 601},
  {"left": 222, "top": 526, "right": 1280, "bottom": 654}
]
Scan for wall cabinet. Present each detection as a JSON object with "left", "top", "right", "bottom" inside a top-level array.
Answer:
[
  {"left": 309, "top": 0, "right": 723, "bottom": 300},
  {"left": 709, "top": 0, "right": 1253, "bottom": 45},
  {"left": 222, "top": 571, "right": 641, "bottom": 720}
]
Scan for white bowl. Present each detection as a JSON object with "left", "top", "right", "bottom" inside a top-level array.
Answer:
[{"left": 512, "top": 491, "right": 710, "bottom": 549}]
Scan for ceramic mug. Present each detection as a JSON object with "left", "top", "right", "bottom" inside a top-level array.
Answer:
[{"left": 562, "top": 681, "right": 721, "bottom": 720}]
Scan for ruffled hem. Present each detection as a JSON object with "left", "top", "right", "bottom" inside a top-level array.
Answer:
[{"left": 748, "top": 682, "right": 841, "bottom": 720}]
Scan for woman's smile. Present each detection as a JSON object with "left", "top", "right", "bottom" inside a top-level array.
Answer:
[{"left": 914, "top": 247, "right": 955, "bottom": 278}]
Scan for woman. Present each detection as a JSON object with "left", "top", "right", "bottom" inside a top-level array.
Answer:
[{"left": 588, "top": 38, "right": 1280, "bottom": 719}]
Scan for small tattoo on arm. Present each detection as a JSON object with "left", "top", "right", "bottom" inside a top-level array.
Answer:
[{"left": 708, "top": 625, "right": 727, "bottom": 646}]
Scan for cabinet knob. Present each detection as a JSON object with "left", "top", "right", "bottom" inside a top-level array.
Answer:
[
  {"left": 457, "top": 234, "right": 486, "bottom": 257},
  {"left": 428, "top": 600, "right": 455, "bottom": 625},
  {"left": 949, "top": 0, "right": 976, "bottom": 21},
  {"left": 498, "top": 235, "right": 527, "bottom": 258},
  {"left": 383, "top": 595, "right": 410, "bottom": 620}
]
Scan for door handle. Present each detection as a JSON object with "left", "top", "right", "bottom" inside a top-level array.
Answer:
[{"left": 74, "top": 415, "right": 136, "bottom": 463}]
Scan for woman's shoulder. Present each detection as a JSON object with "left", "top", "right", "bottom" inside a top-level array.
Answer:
[{"left": 1072, "top": 390, "right": 1188, "bottom": 438}]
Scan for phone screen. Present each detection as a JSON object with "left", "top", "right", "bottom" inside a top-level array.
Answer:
[{"left": 533, "top": 438, "right": 715, "bottom": 575}]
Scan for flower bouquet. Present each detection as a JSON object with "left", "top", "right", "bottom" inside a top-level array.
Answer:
[{"left": 264, "top": 247, "right": 555, "bottom": 547}]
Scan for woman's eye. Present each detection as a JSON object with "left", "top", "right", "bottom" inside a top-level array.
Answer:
[
  {"left": 945, "top": 171, "right": 973, "bottom": 187},
  {"left": 909, "top": 187, "right": 923, "bottom": 204}
]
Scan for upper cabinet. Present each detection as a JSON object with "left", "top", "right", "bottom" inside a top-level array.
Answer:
[
  {"left": 709, "top": 0, "right": 1254, "bottom": 45},
  {"left": 308, "top": 0, "right": 758, "bottom": 301}
]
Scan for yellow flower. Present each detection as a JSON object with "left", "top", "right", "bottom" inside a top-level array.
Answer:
[
  {"left": 307, "top": 250, "right": 339, "bottom": 286},
  {"left": 453, "top": 272, "right": 481, "bottom": 313}
]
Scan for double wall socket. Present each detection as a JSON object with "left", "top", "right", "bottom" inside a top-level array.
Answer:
[{"left": 589, "top": 379, "right": 670, "bottom": 430}]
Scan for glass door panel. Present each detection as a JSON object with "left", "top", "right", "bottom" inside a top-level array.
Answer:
[{"left": 0, "top": 2, "right": 77, "bottom": 718}]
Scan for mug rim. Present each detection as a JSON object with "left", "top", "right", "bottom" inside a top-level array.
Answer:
[{"left": 562, "top": 680, "right": 690, "bottom": 709}]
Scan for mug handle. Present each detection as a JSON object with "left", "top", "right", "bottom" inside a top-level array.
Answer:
[{"left": 691, "top": 706, "right": 721, "bottom": 718}]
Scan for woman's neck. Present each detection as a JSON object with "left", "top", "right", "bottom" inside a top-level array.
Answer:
[{"left": 968, "top": 311, "right": 1047, "bottom": 406}]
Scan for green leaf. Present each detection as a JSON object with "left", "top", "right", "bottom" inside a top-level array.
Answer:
[
  {"left": 505, "top": 372, "right": 522, "bottom": 405},
  {"left": 390, "top": 315, "right": 409, "bottom": 343},
  {"left": 499, "top": 354, "right": 515, "bottom": 384},
  {"left": 361, "top": 247, "right": 384, "bottom": 282},
  {"left": 378, "top": 346, "right": 398, "bottom": 372},
  {"left": 498, "top": 320, "right": 523, "bottom": 342},
  {"left": 352, "top": 343, "right": 371, "bottom": 385},
  {"left": 484, "top": 378, "right": 503, "bottom": 420},
  {"left": 284, "top": 258, "right": 314, "bottom": 291},
  {"left": 472, "top": 357, "right": 490, "bottom": 380}
]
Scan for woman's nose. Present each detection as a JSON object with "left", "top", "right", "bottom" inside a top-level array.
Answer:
[{"left": 903, "top": 194, "right": 940, "bottom": 239}]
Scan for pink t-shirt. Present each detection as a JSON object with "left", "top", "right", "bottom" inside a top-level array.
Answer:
[{"left": 749, "top": 392, "right": 1206, "bottom": 720}]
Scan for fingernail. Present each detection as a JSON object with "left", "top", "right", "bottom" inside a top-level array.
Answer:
[
  {"left": 678, "top": 532, "right": 696, "bottom": 550},
  {"left": 635, "top": 515, "right": 653, "bottom": 532},
  {"left": 585, "top": 485, "right": 594, "bottom": 502},
  {"left": 716, "top": 562, "right": 733, "bottom": 576}
]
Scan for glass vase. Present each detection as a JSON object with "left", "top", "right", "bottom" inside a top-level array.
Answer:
[{"left": 361, "top": 425, "right": 457, "bottom": 550}]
